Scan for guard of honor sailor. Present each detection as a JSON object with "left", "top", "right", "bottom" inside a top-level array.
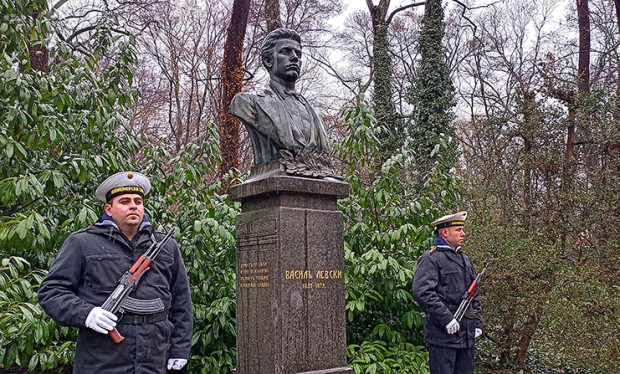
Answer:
[
  {"left": 413, "top": 211, "right": 483, "bottom": 374},
  {"left": 38, "top": 171, "right": 193, "bottom": 373}
]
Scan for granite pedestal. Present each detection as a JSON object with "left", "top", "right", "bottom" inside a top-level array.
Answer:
[{"left": 229, "top": 162, "right": 352, "bottom": 374}]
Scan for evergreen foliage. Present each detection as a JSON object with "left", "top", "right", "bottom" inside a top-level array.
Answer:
[
  {"left": 0, "top": 256, "right": 74, "bottom": 371},
  {"left": 0, "top": 0, "right": 139, "bottom": 268},
  {"left": 337, "top": 102, "right": 460, "bottom": 373},
  {"left": 1, "top": 0, "right": 138, "bottom": 369},
  {"left": 407, "top": 0, "right": 457, "bottom": 173},
  {"left": 138, "top": 137, "right": 240, "bottom": 373}
]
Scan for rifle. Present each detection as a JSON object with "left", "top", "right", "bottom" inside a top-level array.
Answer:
[
  {"left": 101, "top": 226, "right": 175, "bottom": 343},
  {"left": 454, "top": 262, "right": 488, "bottom": 336}
]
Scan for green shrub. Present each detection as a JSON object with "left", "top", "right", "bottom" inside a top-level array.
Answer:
[
  {"left": 1, "top": 0, "right": 139, "bottom": 371},
  {"left": 0, "top": 256, "right": 75, "bottom": 371},
  {"left": 338, "top": 102, "right": 460, "bottom": 372},
  {"left": 347, "top": 341, "right": 430, "bottom": 374}
]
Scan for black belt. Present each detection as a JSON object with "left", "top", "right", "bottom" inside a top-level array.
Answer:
[
  {"left": 118, "top": 310, "right": 169, "bottom": 324},
  {"left": 445, "top": 302, "right": 479, "bottom": 319},
  {"left": 463, "top": 308, "right": 479, "bottom": 319}
]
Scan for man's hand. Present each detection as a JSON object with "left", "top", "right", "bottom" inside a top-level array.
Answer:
[
  {"left": 445, "top": 319, "right": 460, "bottom": 334},
  {"left": 475, "top": 328, "right": 482, "bottom": 338},
  {"left": 167, "top": 358, "right": 188, "bottom": 370},
  {"left": 85, "top": 307, "right": 117, "bottom": 334}
]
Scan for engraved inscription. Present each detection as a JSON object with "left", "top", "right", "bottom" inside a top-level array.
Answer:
[
  {"left": 239, "top": 261, "right": 271, "bottom": 288},
  {"left": 315, "top": 270, "right": 342, "bottom": 279},
  {"left": 285, "top": 270, "right": 313, "bottom": 279},
  {"left": 284, "top": 269, "right": 343, "bottom": 289},
  {"left": 302, "top": 282, "right": 326, "bottom": 289}
]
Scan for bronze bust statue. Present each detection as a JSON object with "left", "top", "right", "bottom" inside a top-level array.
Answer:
[{"left": 230, "top": 28, "right": 335, "bottom": 178}]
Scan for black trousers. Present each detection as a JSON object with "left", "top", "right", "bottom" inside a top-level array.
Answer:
[{"left": 427, "top": 343, "right": 475, "bottom": 374}]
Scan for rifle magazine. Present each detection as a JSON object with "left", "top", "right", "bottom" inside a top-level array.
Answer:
[{"left": 120, "top": 296, "right": 165, "bottom": 314}]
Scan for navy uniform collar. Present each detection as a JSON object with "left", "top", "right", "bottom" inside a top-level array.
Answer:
[
  {"left": 95, "top": 212, "right": 152, "bottom": 233},
  {"left": 91, "top": 213, "right": 156, "bottom": 250},
  {"left": 434, "top": 237, "right": 462, "bottom": 253}
]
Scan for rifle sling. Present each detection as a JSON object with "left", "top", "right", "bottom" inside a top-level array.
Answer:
[{"left": 446, "top": 302, "right": 479, "bottom": 320}]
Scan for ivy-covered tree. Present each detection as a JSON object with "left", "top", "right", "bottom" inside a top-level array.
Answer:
[
  {"left": 365, "top": 0, "right": 423, "bottom": 165},
  {"left": 407, "top": 0, "right": 456, "bottom": 174}
]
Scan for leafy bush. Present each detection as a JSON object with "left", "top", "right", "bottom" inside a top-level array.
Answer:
[
  {"left": 1, "top": 0, "right": 138, "bottom": 371},
  {"left": 347, "top": 341, "right": 430, "bottom": 374},
  {"left": 0, "top": 0, "right": 139, "bottom": 269},
  {"left": 461, "top": 91, "right": 620, "bottom": 372},
  {"left": 337, "top": 102, "right": 460, "bottom": 372},
  {"left": 0, "top": 256, "right": 75, "bottom": 371}
]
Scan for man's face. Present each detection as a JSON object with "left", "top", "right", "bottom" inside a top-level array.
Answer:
[
  {"left": 267, "top": 39, "right": 302, "bottom": 83},
  {"left": 442, "top": 226, "right": 466, "bottom": 249},
  {"left": 104, "top": 193, "right": 144, "bottom": 228}
]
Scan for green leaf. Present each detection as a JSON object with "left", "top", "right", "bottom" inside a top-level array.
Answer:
[
  {"left": 5, "top": 142, "right": 14, "bottom": 158},
  {"left": 5, "top": 343, "right": 18, "bottom": 369},
  {"left": 194, "top": 220, "right": 202, "bottom": 233},
  {"left": 28, "top": 354, "right": 39, "bottom": 372},
  {"left": 16, "top": 219, "right": 29, "bottom": 240}
]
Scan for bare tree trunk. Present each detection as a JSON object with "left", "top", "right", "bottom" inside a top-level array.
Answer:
[
  {"left": 20, "top": 10, "right": 49, "bottom": 73},
  {"left": 515, "top": 310, "right": 541, "bottom": 364},
  {"left": 577, "top": 0, "right": 590, "bottom": 93},
  {"left": 578, "top": 0, "right": 593, "bottom": 167},
  {"left": 219, "top": 0, "right": 251, "bottom": 177},
  {"left": 523, "top": 136, "right": 532, "bottom": 231},
  {"left": 265, "top": 0, "right": 282, "bottom": 32},
  {"left": 497, "top": 297, "right": 518, "bottom": 362},
  {"left": 563, "top": 0, "right": 590, "bottom": 187}
]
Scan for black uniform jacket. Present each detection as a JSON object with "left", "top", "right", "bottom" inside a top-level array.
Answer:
[
  {"left": 413, "top": 237, "right": 483, "bottom": 349},
  {"left": 38, "top": 217, "right": 192, "bottom": 374}
]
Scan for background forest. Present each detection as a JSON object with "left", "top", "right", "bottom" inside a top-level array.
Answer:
[{"left": 1, "top": 0, "right": 618, "bottom": 373}]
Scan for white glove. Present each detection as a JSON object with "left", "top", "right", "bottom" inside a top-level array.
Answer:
[
  {"left": 475, "top": 328, "right": 483, "bottom": 338},
  {"left": 167, "top": 358, "right": 188, "bottom": 370},
  {"left": 85, "top": 307, "right": 117, "bottom": 334},
  {"left": 446, "top": 318, "right": 460, "bottom": 335}
]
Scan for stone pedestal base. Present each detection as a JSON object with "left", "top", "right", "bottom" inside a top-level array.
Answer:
[
  {"left": 229, "top": 162, "right": 351, "bottom": 374},
  {"left": 295, "top": 367, "right": 353, "bottom": 374}
]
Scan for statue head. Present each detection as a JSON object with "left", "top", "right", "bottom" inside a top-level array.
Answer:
[{"left": 261, "top": 28, "right": 302, "bottom": 84}]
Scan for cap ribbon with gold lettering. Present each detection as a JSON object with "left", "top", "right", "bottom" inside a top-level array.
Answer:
[
  {"left": 431, "top": 211, "right": 468, "bottom": 229},
  {"left": 95, "top": 171, "right": 151, "bottom": 202}
]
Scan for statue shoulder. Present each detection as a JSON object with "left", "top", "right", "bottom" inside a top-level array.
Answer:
[
  {"left": 231, "top": 88, "right": 275, "bottom": 108},
  {"left": 230, "top": 92, "right": 260, "bottom": 118},
  {"left": 232, "top": 91, "right": 257, "bottom": 104}
]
